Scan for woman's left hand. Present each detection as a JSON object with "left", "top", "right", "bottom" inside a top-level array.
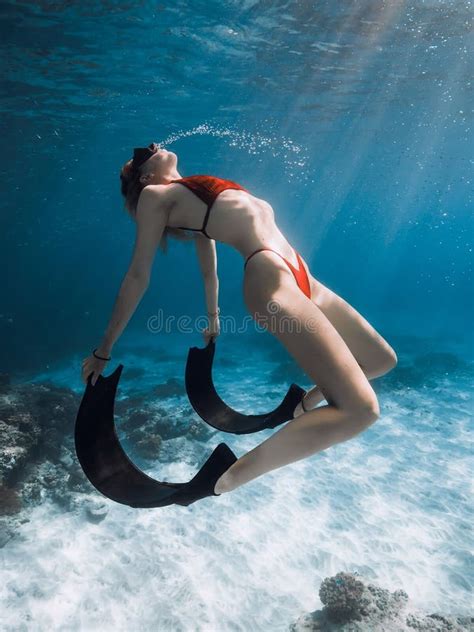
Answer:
[
  {"left": 81, "top": 354, "right": 108, "bottom": 386},
  {"left": 202, "top": 317, "right": 220, "bottom": 345}
]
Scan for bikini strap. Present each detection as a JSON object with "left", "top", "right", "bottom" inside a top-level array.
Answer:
[
  {"left": 243, "top": 248, "right": 273, "bottom": 268},
  {"left": 200, "top": 205, "right": 213, "bottom": 238}
]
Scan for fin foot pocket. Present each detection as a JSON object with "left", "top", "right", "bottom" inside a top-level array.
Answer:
[{"left": 172, "top": 443, "right": 238, "bottom": 507}]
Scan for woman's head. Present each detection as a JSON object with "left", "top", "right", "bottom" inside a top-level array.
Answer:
[{"left": 120, "top": 143, "right": 179, "bottom": 216}]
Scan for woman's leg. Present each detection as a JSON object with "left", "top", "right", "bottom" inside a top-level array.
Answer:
[
  {"left": 311, "top": 276, "right": 397, "bottom": 371},
  {"left": 215, "top": 259, "right": 382, "bottom": 494},
  {"left": 292, "top": 275, "right": 398, "bottom": 417},
  {"left": 294, "top": 361, "right": 394, "bottom": 417},
  {"left": 215, "top": 399, "right": 378, "bottom": 493}
]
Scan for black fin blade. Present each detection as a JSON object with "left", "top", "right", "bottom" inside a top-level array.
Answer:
[
  {"left": 74, "top": 366, "right": 237, "bottom": 509},
  {"left": 185, "top": 338, "right": 306, "bottom": 434}
]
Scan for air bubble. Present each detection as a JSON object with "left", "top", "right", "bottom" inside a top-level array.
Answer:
[{"left": 158, "top": 121, "right": 312, "bottom": 183}]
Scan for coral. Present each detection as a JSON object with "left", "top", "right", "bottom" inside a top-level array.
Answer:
[
  {"left": 290, "top": 571, "right": 473, "bottom": 632},
  {"left": 319, "top": 572, "right": 367, "bottom": 623}
]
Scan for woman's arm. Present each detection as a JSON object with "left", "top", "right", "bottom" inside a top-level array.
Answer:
[
  {"left": 194, "top": 234, "right": 219, "bottom": 315},
  {"left": 96, "top": 188, "right": 168, "bottom": 356},
  {"left": 194, "top": 234, "right": 221, "bottom": 343}
]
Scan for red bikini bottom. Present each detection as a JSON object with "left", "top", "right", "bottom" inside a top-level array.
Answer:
[{"left": 243, "top": 247, "right": 312, "bottom": 299}]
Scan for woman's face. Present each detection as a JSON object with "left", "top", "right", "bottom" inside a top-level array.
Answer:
[{"left": 141, "top": 146, "right": 177, "bottom": 176}]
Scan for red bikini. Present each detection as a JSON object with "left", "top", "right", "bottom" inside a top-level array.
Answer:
[
  {"left": 243, "top": 247, "right": 311, "bottom": 299},
  {"left": 169, "top": 174, "right": 248, "bottom": 239},
  {"left": 168, "top": 175, "right": 312, "bottom": 300}
]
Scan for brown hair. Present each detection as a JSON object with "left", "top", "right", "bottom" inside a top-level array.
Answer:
[{"left": 119, "top": 159, "right": 195, "bottom": 253}]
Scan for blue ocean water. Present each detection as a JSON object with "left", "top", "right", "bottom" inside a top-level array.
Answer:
[{"left": 0, "top": 1, "right": 472, "bottom": 630}]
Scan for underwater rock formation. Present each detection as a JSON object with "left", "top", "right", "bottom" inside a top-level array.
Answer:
[
  {"left": 290, "top": 571, "right": 473, "bottom": 631},
  {"left": 0, "top": 380, "right": 85, "bottom": 518}
]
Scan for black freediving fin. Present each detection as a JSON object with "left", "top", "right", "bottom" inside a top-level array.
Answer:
[
  {"left": 74, "top": 365, "right": 237, "bottom": 509},
  {"left": 185, "top": 338, "right": 306, "bottom": 434}
]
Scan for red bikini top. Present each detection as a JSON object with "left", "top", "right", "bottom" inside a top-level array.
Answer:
[{"left": 167, "top": 174, "right": 248, "bottom": 239}]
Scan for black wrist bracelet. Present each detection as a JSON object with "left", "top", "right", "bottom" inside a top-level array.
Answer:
[{"left": 93, "top": 348, "right": 111, "bottom": 361}]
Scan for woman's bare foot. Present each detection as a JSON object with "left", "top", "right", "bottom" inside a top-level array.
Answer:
[
  {"left": 292, "top": 387, "right": 326, "bottom": 418},
  {"left": 214, "top": 473, "right": 230, "bottom": 495}
]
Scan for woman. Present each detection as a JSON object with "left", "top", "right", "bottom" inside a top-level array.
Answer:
[{"left": 81, "top": 143, "right": 397, "bottom": 497}]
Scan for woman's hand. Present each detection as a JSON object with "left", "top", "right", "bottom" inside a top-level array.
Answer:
[
  {"left": 81, "top": 353, "right": 109, "bottom": 386},
  {"left": 202, "top": 315, "right": 220, "bottom": 345}
]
